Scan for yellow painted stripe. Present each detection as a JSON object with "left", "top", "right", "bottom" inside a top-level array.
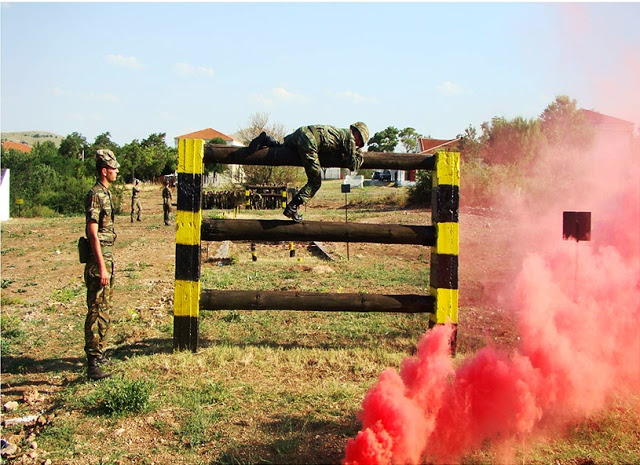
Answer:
[
  {"left": 436, "top": 222, "right": 459, "bottom": 255},
  {"left": 429, "top": 287, "right": 459, "bottom": 324},
  {"left": 434, "top": 151, "right": 460, "bottom": 187},
  {"left": 175, "top": 210, "right": 202, "bottom": 246},
  {"left": 177, "top": 138, "right": 204, "bottom": 175},
  {"left": 174, "top": 279, "right": 201, "bottom": 317}
]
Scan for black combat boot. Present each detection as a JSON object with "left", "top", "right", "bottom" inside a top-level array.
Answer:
[
  {"left": 283, "top": 195, "right": 304, "bottom": 222},
  {"left": 87, "top": 355, "right": 112, "bottom": 381},
  {"left": 248, "top": 132, "right": 281, "bottom": 153}
]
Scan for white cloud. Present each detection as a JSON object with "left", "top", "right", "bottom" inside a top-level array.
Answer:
[
  {"left": 332, "top": 90, "right": 378, "bottom": 104},
  {"left": 273, "top": 87, "right": 310, "bottom": 103},
  {"left": 197, "top": 66, "right": 215, "bottom": 77},
  {"left": 436, "top": 81, "right": 469, "bottom": 96},
  {"left": 250, "top": 87, "right": 310, "bottom": 106},
  {"left": 174, "top": 62, "right": 215, "bottom": 77},
  {"left": 106, "top": 53, "right": 142, "bottom": 69}
]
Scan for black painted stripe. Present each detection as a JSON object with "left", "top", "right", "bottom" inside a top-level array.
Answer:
[
  {"left": 177, "top": 173, "right": 202, "bottom": 213},
  {"left": 175, "top": 243, "right": 201, "bottom": 282},
  {"left": 173, "top": 316, "right": 199, "bottom": 351},
  {"left": 432, "top": 184, "right": 459, "bottom": 223},
  {"left": 429, "top": 252, "right": 459, "bottom": 289}
]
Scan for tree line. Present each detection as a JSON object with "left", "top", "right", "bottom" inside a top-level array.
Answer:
[
  {"left": 1, "top": 95, "right": 598, "bottom": 217},
  {"left": 1, "top": 131, "right": 177, "bottom": 217}
]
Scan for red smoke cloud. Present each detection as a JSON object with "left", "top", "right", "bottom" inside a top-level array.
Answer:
[{"left": 344, "top": 120, "right": 639, "bottom": 463}]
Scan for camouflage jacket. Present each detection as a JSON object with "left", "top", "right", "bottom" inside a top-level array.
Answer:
[
  {"left": 132, "top": 185, "right": 141, "bottom": 199},
  {"left": 85, "top": 181, "right": 117, "bottom": 245},
  {"left": 286, "top": 125, "right": 364, "bottom": 171},
  {"left": 162, "top": 187, "right": 172, "bottom": 204}
]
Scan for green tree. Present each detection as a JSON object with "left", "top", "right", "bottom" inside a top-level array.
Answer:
[
  {"left": 480, "top": 116, "right": 543, "bottom": 166},
  {"left": 457, "top": 125, "right": 483, "bottom": 161},
  {"left": 540, "top": 95, "right": 595, "bottom": 151},
  {"left": 367, "top": 126, "right": 400, "bottom": 152},
  {"left": 59, "top": 131, "right": 89, "bottom": 160},
  {"left": 398, "top": 127, "right": 423, "bottom": 153}
]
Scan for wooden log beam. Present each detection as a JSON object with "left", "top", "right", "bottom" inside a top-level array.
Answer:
[
  {"left": 201, "top": 219, "right": 436, "bottom": 246},
  {"left": 203, "top": 144, "right": 436, "bottom": 171},
  {"left": 200, "top": 289, "right": 435, "bottom": 313}
]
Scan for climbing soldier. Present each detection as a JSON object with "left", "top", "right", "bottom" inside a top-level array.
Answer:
[
  {"left": 83, "top": 149, "right": 119, "bottom": 381},
  {"left": 247, "top": 122, "right": 369, "bottom": 222},
  {"left": 130, "top": 179, "right": 142, "bottom": 222}
]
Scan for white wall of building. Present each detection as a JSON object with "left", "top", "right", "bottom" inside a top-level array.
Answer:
[{"left": 1, "top": 169, "right": 10, "bottom": 221}]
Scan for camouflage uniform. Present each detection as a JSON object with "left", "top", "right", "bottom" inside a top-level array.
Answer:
[
  {"left": 131, "top": 181, "right": 142, "bottom": 222},
  {"left": 162, "top": 185, "right": 172, "bottom": 225},
  {"left": 84, "top": 180, "right": 117, "bottom": 359},
  {"left": 283, "top": 125, "right": 364, "bottom": 203}
]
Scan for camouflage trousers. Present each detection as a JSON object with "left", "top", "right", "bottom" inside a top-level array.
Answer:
[
  {"left": 284, "top": 127, "right": 322, "bottom": 203},
  {"left": 84, "top": 249, "right": 114, "bottom": 358},
  {"left": 163, "top": 201, "right": 171, "bottom": 225},
  {"left": 131, "top": 198, "right": 142, "bottom": 221}
]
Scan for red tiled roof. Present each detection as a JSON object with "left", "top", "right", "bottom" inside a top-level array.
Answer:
[
  {"left": 175, "top": 128, "right": 233, "bottom": 141},
  {"left": 580, "top": 110, "right": 634, "bottom": 131},
  {"left": 417, "top": 138, "right": 459, "bottom": 153},
  {"left": 1, "top": 141, "right": 32, "bottom": 153}
]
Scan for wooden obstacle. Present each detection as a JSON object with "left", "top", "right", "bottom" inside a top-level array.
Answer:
[{"left": 174, "top": 141, "right": 459, "bottom": 352}]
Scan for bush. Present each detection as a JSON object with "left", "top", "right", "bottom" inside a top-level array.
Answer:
[
  {"left": 96, "top": 377, "right": 153, "bottom": 415},
  {"left": 407, "top": 170, "right": 432, "bottom": 206},
  {"left": 22, "top": 205, "right": 58, "bottom": 218}
]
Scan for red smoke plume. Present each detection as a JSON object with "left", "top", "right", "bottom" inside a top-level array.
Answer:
[{"left": 344, "top": 119, "right": 639, "bottom": 463}]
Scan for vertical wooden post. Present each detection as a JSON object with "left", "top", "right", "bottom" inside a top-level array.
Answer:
[
  {"left": 173, "top": 138, "right": 204, "bottom": 352},
  {"left": 430, "top": 151, "right": 460, "bottom": 353}
]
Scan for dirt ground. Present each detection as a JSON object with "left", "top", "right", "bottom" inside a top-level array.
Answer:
[{"left": 1, "top": 183, "right": 521, "bottom": 463}]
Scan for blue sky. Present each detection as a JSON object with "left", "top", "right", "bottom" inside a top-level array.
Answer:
[{"left": 2, "top": 2, "right": 639, "bottom": 147}]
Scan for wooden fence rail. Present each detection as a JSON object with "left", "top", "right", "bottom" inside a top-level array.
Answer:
[
  {"left": 200, "top": 290, "right": 435, "bottom": 313},
  {"left": 201, "top": 219, "right": 436, "bottom": 245}
]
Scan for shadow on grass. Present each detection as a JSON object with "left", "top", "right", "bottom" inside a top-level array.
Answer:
[
  {"left": 1, "top": 338, "right": 173, "bottom": 375},
  {"left": 216, "top": 413, "right": 358, "bottom": 465},
  {"left": 1, "top": 355, "right": 83, "bottom": 375},
  {"left": 110, "top": 337, "right": 173, "bottom": 359}
]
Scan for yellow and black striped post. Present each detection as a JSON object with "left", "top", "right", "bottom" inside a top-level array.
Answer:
[
  {"left": 282, "top": 190, "right": 287, "bottom": 209},
  {"left": 174, "top": 138, "right": 204, "bottom": 352},
  {"left": 430, "top": 151, "right": 460, "bottom": 353}
]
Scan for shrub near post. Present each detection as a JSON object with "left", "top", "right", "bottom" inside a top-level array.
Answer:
[
  {"left": 174, "top": 138, "right": 204, "bottom": 352},
  {"left": 430, "top": 151, "right": 460, "bottom": 352}
]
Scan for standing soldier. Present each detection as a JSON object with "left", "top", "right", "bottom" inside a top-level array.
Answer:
[
  {"left": 131, "top": 179, "right": 142, "bottom": 222},
  {"left": 84, "top": 149, "right": 119, "bottom": 381},
  {"left": 162, "top": 180, "right": 173, "bottom": 226},
  {"left": 247, "top": 122, "right": 369, "bottom": 222}
]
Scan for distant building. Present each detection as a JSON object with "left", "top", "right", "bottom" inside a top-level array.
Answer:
[
  {"left": 580, "top": 109, "right": 636, "bottom": 156},
  {"left": 371, "top": 137, "right": 461, "bottom": 186},
  {"left": 173, "top": 128, "right": 244, "bottom": 148},
  {"left": 174, "top": 128, "right": 245, "bottom": 186},
  {"left": 1, "top": 140, "right": 32, "bottom": 153}
]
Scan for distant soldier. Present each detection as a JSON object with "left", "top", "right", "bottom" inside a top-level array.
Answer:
[
  {"left": 162, "top": 180, "right": 173, "bottom": 226},
  {"left": 83, "top": 149, "right": 119, "bottom": 381},
  {"left": 247, "top": 122, "right": 369, "bottom": 222},
  {"left": 130, "top": 179, "right": 142, "bottom": 222}
]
